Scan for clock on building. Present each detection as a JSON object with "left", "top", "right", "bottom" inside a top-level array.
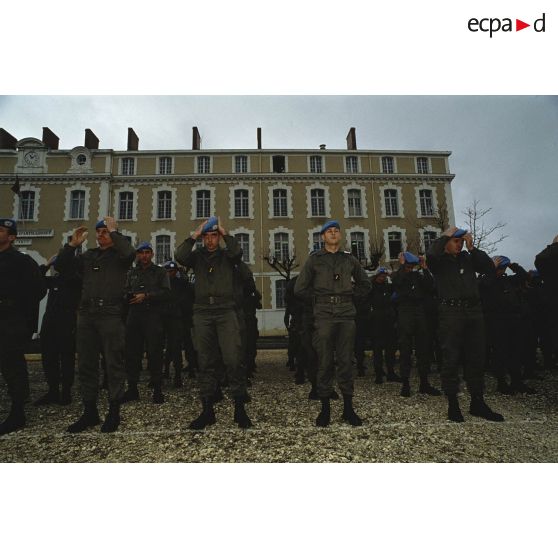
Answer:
[{"left": 24, "top": 150, "right": 39, "bottom": 165}]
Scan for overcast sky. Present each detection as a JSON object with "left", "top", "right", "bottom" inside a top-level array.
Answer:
[{"left": 1, "top": 95, "right": 556, "bottom": 268}]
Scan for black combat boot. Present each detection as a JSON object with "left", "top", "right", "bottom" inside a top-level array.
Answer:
[
  {"left": 0, "top": 402, "right": 26, "bottom": 436},
  {"left": 510, "top": 381, "right": 536, "bottom": 395},
  {"left": 386, "top": 369, "right": 402, "bottom": 382},
  {"left": 418, "top": 375, "right": 442, "bottom": 396},
  {"left": 237, "top": 391, "right": 252, "bottom": 403},
  {"left": 34, "top": 385, "right": 60, "bottom": 406},
  {"left": 469, "top": 394, "right": 504, "bottom": 422},
  {"left": 101, "top": 401, "right": 121, "bottom": 433},
  {"left": 233, "top": 397, "right": 253, "bottom": 428},
  {"left": 496, "top": 378, "right": 514, "bottom": 395},
  {"left": 308, "top": 383, "right": 319, "bottom": 400},
  {"left": 67, "top": 401, "right": 100, "bottom": 433},
  {"left": 342, "top": 394, "right": 363, "bottom": 426},
  {"left": 375, "top": 368, "right": 385, "bottom": 384},
  {"left": 400, "top": 379, "right": 411, "bottom": 397},
  {"left": 173, "top": 371, "right": 183, "bottom": 388},
  {"left": 316, "top": 397, "right": 331, "bottom": 427},
  {"left": 152, "top": 385, "right": 165, "bottom": 404},
  {"left": 357, "top": 363, "right": 366, "bottom": 377},
  {"left": 119, "top": 383, "right": 139, "bottom": 403},
  {"left": 60, "top": 385, "right": 72, "bottom": 406},
  {"left": 294, "top": 369, "right": 306, "bottom": 384},
  {"left": 189, "top": 397, "right": 216, "bottom": 430},
  {"left": 447, "top": 394, "right": 464, "bottom": 422}
]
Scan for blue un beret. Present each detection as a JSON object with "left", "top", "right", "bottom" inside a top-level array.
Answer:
[
  {"left": 452, "top": 228, "right": 468, "bottom": 238},
  {"left": 320, "top": 220, "right": 341, "bottom": 234},
  {"left": 376, "top": 267, "right": 390, "bottom": 275},
  {"left": 202, "top": 216, "right": 219, "bottom": 234},
  {"left": 164, "top": 261, "right": 178, "bottom": 270},
  {"left": 136, "top": 242, "right": 153, "bottom": 252},
  {"left": 403, "top": 251, "right": 420, "bottom": 265},
  {"left": 95, "top": 219, "right": 107, "bottom": 230},
  {"left": 0, "top": 218, "right": 17, "bottom": 235}
]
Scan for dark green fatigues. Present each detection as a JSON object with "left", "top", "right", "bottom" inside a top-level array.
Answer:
[
  {"left": 175, "top": 235, "right": 244, "bottom": 399},
  {"left": 426, "top": 237, "right": 495, "bottom": 396},
  {"left": 55, "top": 232, "right": 135, "bottom": 403},
  {"left": 370, "top": 280, "right": 397, "bottom": 376},
  {"left": 163, "top": 274, "right": 190, "bottom": 376},
  {"left": 294, "top": 249, "right": 371, "bottom": 398},
  {"left": 0, "top": 247, "right": 46, "bottom": 405},
  {"left": 124, "top": 262, "right": 170, "bottom": 388}
]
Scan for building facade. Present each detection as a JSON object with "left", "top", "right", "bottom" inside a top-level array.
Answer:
[{"left": 0, "top": 127, "right": 456, "bottom": 335}]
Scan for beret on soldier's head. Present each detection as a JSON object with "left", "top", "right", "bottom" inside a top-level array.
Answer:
[
  {"left": 164, "top": 260, "right": 178, "bottom": 270},
  {"left": 95, "top": 219, "right": 107, "bottom": 230},
  {"left": 0, "top": 218, "right": 17, "bottom": 235},
  {"left": 493, "top": 255, "right": 511, "bottom": 269},
  {"left": 136, "top": 241, "right": 153, "bottom": 252},
  {"left": 202, "top": 216, "right": 219, "bottom": 234},
  {"left": 320, "top": 220, "right": 341, "bottom": 234},
  {"left": 376, "top": 267, "right": 390, "bottom": 275},
  {"left": 403, "top": 251, "right": 420, "bottom": 265},
  {"left": 452, "top": 228, "right": 468, "bottom": 238}
]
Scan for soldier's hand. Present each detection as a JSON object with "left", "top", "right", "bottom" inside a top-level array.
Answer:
[
  {"left": 69, "top": 226, "right": 88, "bottom": 247},
  {"left": 443, "top": 226, "right": 459, "bottom": 238},
  {"left": 419, "top": 255, "right": 427, "bottom": 269},
  {"left": 104, "top": 216, "right": 117, "bottom": 232},
  {"left": 217, "top": 217, "right": 227, "bottom": 236},
  {"left": 398, "top": 252, "right": 405, "bottom": 265},
  {"left": 192, "top": 221, "right": 207, "bottom": 240},
  {"left": 47, "top": 254, "right": 58, "bottom": 266},
  {"left": 129, "top": 293, "right": 147, "bottom": 305},
  {"left": 464, "top": 233, "right": 474, "bottom": 251}
]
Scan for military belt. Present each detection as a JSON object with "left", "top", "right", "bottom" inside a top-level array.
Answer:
[
  {"left": 82, "top": 297, "right": 122, "bottom": 308},
  {"left": 439, "top": 297, "right": 479, "bottom": 308},
  {"left": 197, "top": 295, "right": 230, "bottom": 305},
  {"left": 314, "top": 295, "right": 353, "bottom": 304}
]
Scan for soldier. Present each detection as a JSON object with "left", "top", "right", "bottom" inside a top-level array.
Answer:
[
  {"left": 175, "top": 216, "right": 252, "bottom": 429},
  {"left": 34, "top": 254, "right": 81, "bottom": 406},
  {"left": 535, "top": 234, "right": 558, "bottom": 370},
  {"left": 294, "top": 220, "right": 371, "bottom": 427},
  {"left": 120, "top": 242, "right": 171, "bottom": 404},
  {"left": 243, "top": 281, "right": 261, "bottom": 378},
  {"left": 479, "top": 256, "right": 535, "bottom": 394},
  {"left": 354, "top": 286, "right": 372, "bottom": 377},
  {"left": 0, "top": 218, "right": 46, "bottom": 435},
  {"left": 391, "top": 252, "right": 441, "bottom": 397},
  {"left": 285, "top": 275, "right": 304, "bottom": 384},
  {"left": 55, "top": 217, "right": 135, "bottom": 433},
  {"left": 427, "top": 227, "right": 504, "bottom": 422},
  {"left": 369, "top": 268, "right": 400, "bottom": 384}
]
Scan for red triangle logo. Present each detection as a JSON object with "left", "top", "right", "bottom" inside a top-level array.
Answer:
[{"left": 516, "top": 19, "right": 530, "bottom": 31}]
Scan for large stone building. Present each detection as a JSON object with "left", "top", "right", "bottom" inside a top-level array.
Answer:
[{"left": 0, "top": 126, "right": 455, "bottom": 335}]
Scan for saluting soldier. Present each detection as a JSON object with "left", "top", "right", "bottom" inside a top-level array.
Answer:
[
  {"left": 55, "top": 217, "right": 135, "bottom": 433},
  {"left": 175, "top": 216, "right": 252, "bottom": 429},
  {"left": 294, "top": 220, "right": 371, "bottom": 427},
  {"left": 0, "top": 218, "right": 46, "bottom": 435},
  {"left": 426, "top": 227, "right": 504, "bottom": 422},
  {"left": 120, "top": 242, "right": 171, "bottom": 404}
]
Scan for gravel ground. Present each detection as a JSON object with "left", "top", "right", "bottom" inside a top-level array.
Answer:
[{"left": 1, "top": 350, "right": 557, "bottom": 462}]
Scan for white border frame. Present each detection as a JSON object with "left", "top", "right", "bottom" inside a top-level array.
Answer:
[
  {"left": 307, "top": 154, "right": 325, "bottom": 174},
  {"left": 229, "top": 183, "right": 254, "bottom": 220},
  {"left": 64, "top": 183, "right": 91, "bottom": 221},
  {"left": 151, "top": 228, "right": 177, "bottom": 264},
  {"left": 379, "top": 183, "right": 404, "bottom": 218},
  {"left": 344, "top": 154, "right": 361, "bottom": 174},
  {"left": 380, "top": 155, "right": 397, "bottom": 174},
  {"left": 195, "top": 155, "right": 212, "bottom": 175},
  {"left": 230, "top": 227, "right": 255, "bottom": 265},
  {"left": 346, "top": 225, "right": 371, "bottom": 260},
  {"left": 306, "top": 182, "right": 331, "bottom": 219},
  {"left": 151, "top": 183, "right": 177, "bottom": 221},
  {"left": 120, "top": 156, "right": 137, "bottom": 176},
  {"left": 343, "top": 182, "right": 368, "bottom": 219},
  {"left": 415, "top": 156, "right": 431, "bottom": 175},
  {"left": 268, "top": 226, "right": 294, "bottom": 260},
  {"left": 415, "top": 183, "right": 438, "bottom": 218},
  {"left": 113, "top": 185, "right": 139, "bottom": 222},
  {"left": 190, "top": 183, "right": 216, "bottom": 220},
  {"left": 384, "top": 225, "right": 407, "bottom": 261},
  {"left": 13, "top": 183, "right": 41, "bottom": 222},
  {"left": 268, "top": 183, "right": 293, "bottom": 219}
]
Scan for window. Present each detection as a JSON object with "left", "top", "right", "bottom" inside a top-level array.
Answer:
[
  {"left": 312, "top": 232, "right": 324, "bottom": 252},
  {"left": 388, "top": 231, "right": 402, "bottom": 260},
  {"left": 384, "top": 189, "right": 399, "bottom": 217},
  {"left": 348, "top": 189, "right": 362, "bottom": 217},
  {"left": 381, "top": 156, "right": 394, "bottom": 174},
  {"left": 417, "top": 157, "right": 429, "bottom": 174},
  {"left": 423, "top": 231, "right": 438, "bottom": 252},
  {"left": 275, "top": 279, "right": 287, "bottom": 309},
  {"left": 159, "top": 157, "right": 172, "bottom": 175},
  {"left": 234, "top": 233, "right": 250, "bottom": 263},
  {"left": 196, "top": 190, "right": 211, "bottom": 219},
  {"left": 118, "top": 192, "right": 134, "bottom": 220},
  {"left": 419, "top": 189, "right": 434, "bottom": 216},
  {"left": 235, "top": 155, "right": 248, "bottom": 173},
  {"left": 197, "top": 156, "right": 210, "bottom": 174},
  {"left": 350, "top": 232, "right": 366, "bottom": 261},
  {"left": 272, "top": 155, "right": 285, "bottom": 173},
  {"left": 346, "top": 156, "right": 358, "bottom": 173},
  {"left": 122, "top": 158, "right": 135, "bottom": 175},
  {"left": 272, "top": 189, "right": 288, "bottom": 217},
  {"left": 18, "top": 191, "right": 35, "bottom": 220},
  {"left": 234, "top": 189, "right": 249, "bottom": 218},
  {"left": 274, "top": 232, "right": 290, "bottom": 262},
  {"left": 310, "top": 155, "right": 323, "bottom": 173},
  {"left": 69, "top": 190, "right": 85, "bottom": 219},
  {"left": 157, "top": 191, "right": 172, "bottom": 219},
  {"left": 155, "top": 235, "right": 171, "bottom": 264},
  {"left": 310, "top": 188, "right": 326, "bottom": 217}
]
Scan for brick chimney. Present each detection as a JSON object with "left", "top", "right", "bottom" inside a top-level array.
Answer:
[
  {"left": 0, "top": 128, "right": 17, "bottom": 149},
  {"left": 127, "top": 127, "right": 139, "bottom": 151},
  {"left": 84, "top": 129, "right": 100, "bottom": 149},
  {"left": 192, "top": 126, "right": 201, "bottom": 150},
  {"left": 42, "top": 127, "right": 60, "bottom": 150},
  {"left": 346, "top": 127, "right": 357, "bottom": 150},
  {"left": 257, "top": 128, "right": 262, "bottom": 149}
]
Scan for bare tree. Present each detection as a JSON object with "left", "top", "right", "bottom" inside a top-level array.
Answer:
[
  {"left": 263, "top": 252, "right": 298, "bottom": 281},
  {"left": 368, "top": 237, "right": 385, "bottom": 270},
  {"left": 433, "top": 201, "right": 450, "bottom": 231},
  {"left": 462, "top": 199, "right": 508, "bottom": 254}
]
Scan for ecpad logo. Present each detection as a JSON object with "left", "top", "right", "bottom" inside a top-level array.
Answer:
[{"left": 468, "top": 13, "right": 546, "bottom": 37}]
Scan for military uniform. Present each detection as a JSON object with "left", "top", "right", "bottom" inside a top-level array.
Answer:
[
  {"left": 285, "top": 276, "right": 304, "bottom": 383},
  {"left": 294, "top": 238, "right": 370, "bottom": 426},
  {"left": 0, "top": 218, "right": 46, "bottom": 435}
]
